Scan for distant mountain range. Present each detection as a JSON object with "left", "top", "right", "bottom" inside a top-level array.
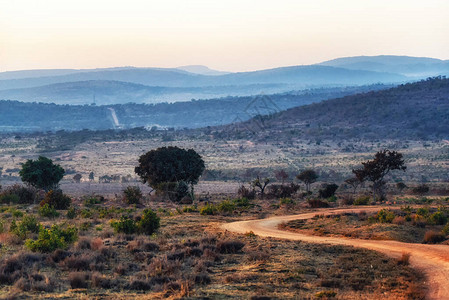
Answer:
[
  {"left": 212, "top": 77, "right": 449, "bottom": 141},
  {"left": 319, "top": 55, "right": 449, "bottom": 78},
  {"left": 0, "top": 55, "right": 447, "bottom": 106}
]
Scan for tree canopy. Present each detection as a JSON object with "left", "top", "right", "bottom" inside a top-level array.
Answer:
[
  {"left": 135, "top": 146, "right": 205, "bottom": 191},
  {"left": 19, "top": 156, "right": 65, "bottom": 191},
  {"left": 296, "top": 169, "right": 318, "bottom": 192}
]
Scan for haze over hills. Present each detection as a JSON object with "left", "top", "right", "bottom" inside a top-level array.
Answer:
[
  {"left": 319, "top": 55, "right": 449, "bottom": 78},
  {"left": 212, "top": 77, "right": 449, "bottom": 141},
  {"left": 0, "top": 85, "right": 390, "bottom": 132},
  {"left": 175, "top": 65, "right": 230, "bottom": 76}
]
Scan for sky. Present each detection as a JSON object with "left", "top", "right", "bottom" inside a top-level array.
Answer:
[{"left": 0, "top": 0, "right": 448, "bottom": 72}]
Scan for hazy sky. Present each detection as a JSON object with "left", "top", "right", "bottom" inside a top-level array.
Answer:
[{"left": 1, "top": 0, "right": 448, "bottom": 72}]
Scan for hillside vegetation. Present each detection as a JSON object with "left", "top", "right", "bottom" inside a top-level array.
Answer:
[{"left": 211, "top": 77, "right": 449, "bottom": 141}]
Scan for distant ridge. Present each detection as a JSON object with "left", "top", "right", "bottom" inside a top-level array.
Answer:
[{"left": 176, "top": 65, "right": 230, "bottom": 76}]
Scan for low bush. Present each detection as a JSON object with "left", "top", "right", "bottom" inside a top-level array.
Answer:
[
  {"left": 376, "top": 209, "right": 395, "bottom": 223},
  {"left": 68, "top": 272, "right": 89, "bottom": 289},
  {"left": 353, "top": 196, "right": 370, "bottom": 206},
  {"left": 136, "top": 209, "right": 160, "bottom": 235},
  {"left": 307, "top": 199, "right": 329, "bottom": 208},
  {"left": 0, "top": 184, "right": 39, "bottom": 204},
  {"left": 423, "top": 230, "right": 446, "bottom": 244},
  {"left": 279, "top": 198, "right": 295, "bottom": 205},
  {"left": 412, "top": 184, "right": 430, "bottom": 196},
  {"left": 0, "top": 193, "right": 19, "bottom": 204},
  {"left": 318, "top": 183, "right": 339, "bottom": 199},
  {"left": 200, "top": 204, "right": 217, "bottom": 216},
  {"left": 238, "top": 185, "right": 256, "bottom": 200},
  {"left": 110, "top": 216, "right": 137, "bottom": 234},
  {"left": 123, "top": 186, "right": 142, "bottom": 205},
  {"left": 10, "top": 214, "right": 40, "bottom": 239},
  {"left": 38, "top": 203, "right": 59, "bottom": 218},
  {"left": 430, "top": 211, "right": 447, "bottom": 225},
  {"left": 25, "top": 225, "right": 78, "bottom": 252},
  {"left": 67, "top": 207, "right": 77, "bottom": 219},
  {"left": 266, "top": 183, "right": 300, "bottom": 199},
  {"left": 40, "top": 190, "right": 71, "bottom": 210},
  {"left": 84, "top": 195, "right": 105, "bottom": 207},
  {"left": 216, "top": 240, "right": 245, "bottom": 254}
]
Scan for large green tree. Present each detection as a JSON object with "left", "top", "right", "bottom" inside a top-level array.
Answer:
[
  {"left": 135, "top": 146, "right": 205, "bottom": 199},
  {"left": 352, "top": 149, "right": 406, "bottom": 201},
  {"left": 19, "top": 156, "right": 65, "bottom": 191}
]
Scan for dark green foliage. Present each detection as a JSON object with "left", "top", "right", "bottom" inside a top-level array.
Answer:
[
  {"left": 38, "top": 204, "right": 59, "bottom": 218},
  {"left": 123, "top": 186, "right": 142, "bottom": 204},
  {"left": 376, "top": 209, "right": 395, "bottom": 223},
  {"left": 83, "top": 195, "right": 105, "bottom": 207},
  {"left": 297, "top": 169, "right": 318, "bottom": 192},
  {"left": 25, "top": 225, "right": 78, "bottom": 253},
  {"left": 66, "top": 207, "right": 77, "bottom": 219},
  {"left": 412, "top": 184, "right": 430, "bottom": 196},
  {"left": 200, "top": 204, "right": 217, "bottom": 215},
  {"left": 430, "top": 211, "right": 447, "bottom": 225},
  {"left": 353, "top": 150, "right": 406, "bottom": 200},
  {"left": 135, "top": 146, "right": 205, "bottom": 196},
  {"left": 10, "top": 214, "right": 40, "bottom": 239},
  {"left": 266, "top": 183, "right": 300, "bottom": 199},
  {"left": 353, "top": 196, "right": 370, "bottom": 206},
  {"left": 40, "top": 189, "right": 71, "bottom": 210},
  {"left": 110, "top": 216, "right": 137, "bottom": 234},
  {"left": 0, "top": 184, "right": 38, "bottom": 204},
  {"left": 19, "top": 156, "right": 65, "bottom": 191},
  {"left": 319, "top": 184, "right": 339, "bottom": 199},
  {"left": 136, "top": 209, "right": 160, "bottom": 235}
]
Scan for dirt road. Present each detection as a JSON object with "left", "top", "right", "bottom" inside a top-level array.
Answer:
[{"left": 221, "top": 207, "right": 449, "bottom": 299}]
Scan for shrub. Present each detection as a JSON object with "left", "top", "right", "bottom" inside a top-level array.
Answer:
[
  {"left": 110, "top": 216, "right": 137, "bottom": 234},
  {"left": 376, "top": 209, "right": 395, "bottom": 223},
  {"left": 84, "top": 195, "right": 105, "bottom": 207},
  {"left": 68, "top": 272, "right": 89, "bottom": 289},
  {"left": 318, "top": 183, "right": 339, "bottom": 199},
  {"left": 216, "top": 240, "right": 245, "bottom": 254},
  {"left": 392, "top": 216, "right": 406, "bottom": 225},
  {"left": 266, "top": 183, "right": 300, "bottom": 199},
  {"left": 416, "top": 207, "right": 429, "bottom": 217},
  {"left": 280, "top": 198, "right": 295, "bottom": 205},
  {"left": 67, "top": 207, "right": 77, "bottom": 219},
  {"left": 232, "top": 197, "right": 252, "bottom": 208},
  {"left": 10, "top": 214, "right": 40, "bottom": 239},
  {"left": 307, "top": 199, "right": 329, "bottom": 208},
  {"left": 38, "top": 203, "right": 59, "bottom": 218},
  {"left": 412, "top": 184, "right": 430, "bottom": 195},
  {"left": 443, "top": 223, "right": 449, "bottom": 236},
  {"left": 25, "top": 225, "right": 78, "bottom": 252},
  {"left": 353, "top": 196, "right": 370, "bottom": 206},
  {"left": 200, "top": 204, "right": 217, "bottom": 216},
  {"left": 182, "top": 206, "right": 198, "bottom": 213},
  {"left": 423, "top": 230, "right": 446, "bottom": 244},
  {"left": 238, "top": 185, "right": 256, "bottom": 200},
  {"left": 397, "top": 252, "right": 410, "bottom": 265},
  {"left": 40, "top": 190, "right": 71, "bottom": 210},
  {"left": 0, "top": 184, "right": 38, "bottom": 204},
  {"left": 123, "top": 186, "right": 142, "bottom": 205},
  {"left": 430, "top": 211, "right": 448, "bottom": 225},
  {"left": 217, "top": 200, "right": 235, "bottom": 214},
  {"left": 136, "top": 209, "right": 160, "bottom": 235}
]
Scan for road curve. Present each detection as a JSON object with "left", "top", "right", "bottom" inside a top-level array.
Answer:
[{"left": 221, "top": 207, "right": 449, "bottom": 300}]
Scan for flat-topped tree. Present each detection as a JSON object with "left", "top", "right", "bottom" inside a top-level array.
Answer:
[
  {"left": 135, "top": 146, "right": 205, "bottom": 200},
  {"left": 296, "top": 169, "right": 318, "bottom": 193},
  {"left": 352, "top": 149, "right": 406, "bottom": 201},
  {"left": 19, "top": 156, "right": 65, "bottom": 192}
]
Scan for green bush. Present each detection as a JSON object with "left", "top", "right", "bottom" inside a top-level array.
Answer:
[
  {"left": 25, "top": 225, "right": 78, "bottom": 253},
  {"left": 0, "top": 220, "right": 4, "bottom": 234},
  {"left": 136, "top": 209, "right": 160, "bottom": 235},
  {"left": 217, "top": 200, "right": 235, "bottom": 213},
  {"left": 110, "top": 216, "right": 137, "bottom": 234},
  {"left": 0, "top": 193, "right": 19, "bottom": 204},
  {"left": 442, "top": 223, "right": 449, "bottom": 236},
  {"left": 84, "top": 195, "right": 105, "bottom": 207},
  {"left": 182, "top": 206, "right": 198, "bottom": 213},
  {"left": 123, "top": 186, "right": 142, "bottom": 205},
  {"left": 416, "top": 207, "right": 429, "bottom": 217},
  {"left": 232, "top": 197, "right": 251, "bottom": 208},
  {"left": 200, "top": 204, "right": 217, "bottom": 215},
  {"left": 280, "top": 198, "right": 295, "bottom": 205},
  {"left": 376, "top": 209, "right": 395, "bottom": 223},
  {"left": 39, "top": 203, "right": 60, "bottom": 218},
  {"left": 353, "top": 196, "right": 370, "bottom": 205},
  {"left": 10, "top": 214, "right": 40, "bottom": 239},
  {"left": 67, "top": 207, "right": 77, "bottom": 219},
  {"left": 80, "top": 208, "right": 93, "bottom": 218},
  {"left": 40, "top": 189, "right": 71, "bottom": 210},
  {"left": 430, "top": 211, "right": 447, "bottom": 225}
]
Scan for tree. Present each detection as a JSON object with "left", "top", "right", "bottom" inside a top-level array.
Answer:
[
  {"left": 345, "top": 177, "right": 362, "bottom": 195},
  {"left": 73, "top": 174, "right": 82, "bottom": 183},
  {"left": 88, "top": 172, "right": 94, "bottom": 182},
  {"left": 274, "top": 169, "right": 289, "bottom": 185},
  {"left": 19, "top": 156, "right": 65, "bottom": 191},
  {"left": 135, "top": 146, "right": 205, "bottom": 199},
  {"left": 251, "top": 176, "right": 270, "bottom": 199},
  {"left": 352, "top": 149, "right": 406, "bottom": 201},
  {"left": 296, "top": 169, "right": 318, "bottom": 193}
]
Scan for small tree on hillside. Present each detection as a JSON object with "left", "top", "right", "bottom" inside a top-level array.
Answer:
[
  {"left": 352, "top": 149, "right": 406, "bottom": 201},
  {"left": 251, "top": 176, "right": 270, "bottom": 199},
  {"left": 345, "top": 177, "right": 362, "bottom": 195},
  {"left": 88, "top": 172, "right": 94, "bottom": 182},
  {"left": 296, "top": 169, "right": 318, "bottom": 193},
  {"left": 135, "top": 146, "right": 205, "bottom": 200},
  {"left": 73, "top": 174, "right": 82, "bottom": 183},
  {"left": 275, "top": 169, "right": 289, "bottom": 185},
  {"left": 19, "top": 156, "right": 65, "bottom": 191}
]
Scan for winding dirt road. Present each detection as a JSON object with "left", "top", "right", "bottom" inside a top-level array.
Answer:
[{"left": 221, "top": 207, "right": 449, "bottom": 299}]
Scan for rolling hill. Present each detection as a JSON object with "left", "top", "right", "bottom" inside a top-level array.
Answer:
[
  {"left": 211, "top": 77, "right": 449, "bottom": 141},
  {"left": 319, "top": 55, "right": 449, "bottom": 78}
]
